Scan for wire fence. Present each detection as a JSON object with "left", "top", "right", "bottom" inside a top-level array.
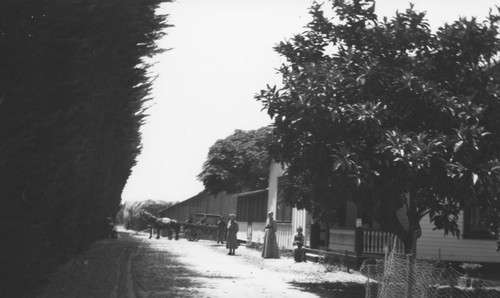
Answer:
[{"left": 360, "top": 246, "right": 500, "bottom": 298}]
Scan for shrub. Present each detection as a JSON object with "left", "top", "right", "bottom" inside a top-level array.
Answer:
[{"left": 460, "top": 263, "right": 483, "bottom": 277}]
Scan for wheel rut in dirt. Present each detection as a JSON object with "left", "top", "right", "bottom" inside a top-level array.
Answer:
[{"left": 114, "top": 244, "right": 141, "bottom": 298}]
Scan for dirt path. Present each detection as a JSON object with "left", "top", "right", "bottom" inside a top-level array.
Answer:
[{"left": 37, "top": 229, "right": 365, "bottom": 298}]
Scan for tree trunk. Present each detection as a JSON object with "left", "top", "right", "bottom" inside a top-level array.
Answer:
[
  {"left": 406, "top": 193, "right": 422, "bottom": 256},
  {"left": 372, "top": 193, "right": 412, "bottom": 252}
]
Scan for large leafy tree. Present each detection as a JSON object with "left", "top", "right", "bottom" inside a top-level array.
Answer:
[
  {"left": 198, "top": 127, "right": 273, "bottom": 195},
  {"left": 256, "top": 0, "right": 500, "bottom": 251}
]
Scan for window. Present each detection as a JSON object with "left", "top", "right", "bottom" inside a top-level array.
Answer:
[
  {"left": 236, "top": 190, "right": 268, "bottom": 222},
  {"left": 276, "top": 176, "right": 292, "bottom": 223},
  {"left": 463, "top": 205, "right": 494, "bottom": 239}
]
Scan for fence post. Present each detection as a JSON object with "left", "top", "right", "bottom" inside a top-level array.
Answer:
[
  {"left": 345, "top": 250, "right": 350, "bottom": 273},
  {"left": 448, "top": 263, "right": 453, "bottom": 298},
  {"left": 384, "top": 243, "right": 388, "bottom": 275},
  {"left": 366, "top": 269, "right": 371, "bottom": 298},
  {"left": 406, "top": 254, "right": 414, "bottom": 298},
  {"left": 355, "top": 226, "right": 364, "bottom": 257}
]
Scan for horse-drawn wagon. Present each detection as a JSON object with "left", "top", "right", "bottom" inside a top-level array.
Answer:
[
  {"left": 181, "top": 213, "right": 225, "bottom": 241},
  {"left": 140, "top": 211, "right": 226, "bottom": 242},
  {"left": 140, "top": 211, "right": 181, "bottom": 240},
  {"left": 181, "top": 222, "right": 219, "bottom": 241}
]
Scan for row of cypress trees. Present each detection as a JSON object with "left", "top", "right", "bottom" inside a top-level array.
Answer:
[{"left": 0, "top": 0, "right": 170, "bottom": 294}]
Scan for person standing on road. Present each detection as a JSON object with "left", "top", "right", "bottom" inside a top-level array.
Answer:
[
  {"left": 226, "top": 214, "right": 239, "bottom": 255},
  {"left": 217, "top": 216, "right": 226, "bottom": 245},
  {"left": 262, "top": 211, "right": 280, "bottom": 258},
  {"left": 106, "top": 216, "right": 117, "bottom": 239},
  {"left": 199, "top": 215, "right": 208, "bottom": 225}
]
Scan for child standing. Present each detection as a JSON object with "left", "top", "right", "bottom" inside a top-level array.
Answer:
[{"left": 293, "top": 227, "right": 304, "bottom": 262}]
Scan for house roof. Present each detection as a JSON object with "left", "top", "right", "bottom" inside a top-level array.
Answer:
[{"left": 236, "top": 188, "right": 268, "bottom": 198}]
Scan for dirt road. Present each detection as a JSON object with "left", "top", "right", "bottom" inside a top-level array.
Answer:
[{"left": 37, "top": 229, "right": 365, "bottom": 298}]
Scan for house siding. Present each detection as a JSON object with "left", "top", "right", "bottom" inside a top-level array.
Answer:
[
  {"left": 267, "top": 162, "right": 308, "bottom": 250},
  {"left": 265, "top": 162, "right": 500, "bottom": 263},
  {"left": 237, "top": 221, "right": 248, "bottom": 242},
  {"left": 236, "top": 189, "right": 268, "bottom": 222},
  {"left": 417, "top": 213, "right": 499, "bottom": 263},
  {"left": 249, "top": 222, "right": 266, "bottom": 244},
  {"left": 329, "top": 228, "right": 356, "bottom": 252},
  {"left": 233, "top": 190, "right": 268, "bottom": 244},
  {"left": 277, "top": 223, "right": 294, "bottom": 249},
  {"left": 160, "top": 190, "right": 237, "bottom": 222}
]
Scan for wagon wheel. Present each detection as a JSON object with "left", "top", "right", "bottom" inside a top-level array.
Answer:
[
  {"left": 185, "top": 229, "right": 194, "bottom": 241},
  {"left": 186, "top": 229, "right": 201, "bottom": 241},
  {"left": 191, "top": 229, "right": 202, "bottom": 241}
]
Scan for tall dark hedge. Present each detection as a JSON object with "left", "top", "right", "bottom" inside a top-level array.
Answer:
[{"left": 0, "top": 0, "right": 170, "bottom": 294}]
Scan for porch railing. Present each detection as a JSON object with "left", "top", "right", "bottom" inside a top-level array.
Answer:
[
  {"left": 329, "top": 227, "right": 404, "bottom": 256},
  {"left": 329, "top": 228, "right": 356, "bottom": 252},
  {"left": 363, "top": 228, "right": 404, "bottom": 254}
]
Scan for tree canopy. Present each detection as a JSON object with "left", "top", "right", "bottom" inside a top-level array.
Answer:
[
  {"left": 198, "top": 127, "right": 273, "bottom": 195},
  {"left": 256, "top": 0, "right": 500, "bottom": 250}
]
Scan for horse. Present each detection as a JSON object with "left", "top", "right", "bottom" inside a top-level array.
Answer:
[{"left": 140, "top": 211, "right": 180, "bottom": 240}]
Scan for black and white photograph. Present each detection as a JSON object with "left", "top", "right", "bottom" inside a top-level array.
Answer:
[{"left": 2, "top": 0, "right": 500, "bottom": 297}]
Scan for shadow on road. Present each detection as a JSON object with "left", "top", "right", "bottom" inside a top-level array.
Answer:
[
  {"left": 289, "top": 281, "right": 365, "bottom": 298},
  {"left": 36, "top": 231, "right": 213, "bottom": 298}
]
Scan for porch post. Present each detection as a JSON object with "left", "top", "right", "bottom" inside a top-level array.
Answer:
[{"left": 354, "top": 226, "right": 364, "bottom": 256}]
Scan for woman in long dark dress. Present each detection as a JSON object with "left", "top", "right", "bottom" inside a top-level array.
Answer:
[
  {"left": 262, "top": 211, "right": 279, "bottom": 258},
  {"left": 226, "top": 214, "right": 239, "bottom": 255},
  {"left": 217, "top": 216, "right": 226, "bottom": 244}
]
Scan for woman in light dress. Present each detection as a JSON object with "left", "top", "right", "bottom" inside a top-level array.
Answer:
[
  {"left": 226, "top": 214, "right": 239, "bottom": 255},
  {"left": 262, "top": 211, "right": 280, "bottom": 258}
]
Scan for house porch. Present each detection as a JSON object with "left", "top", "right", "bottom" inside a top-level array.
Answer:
[{"left": 303, "top": 227, "right": 405, "bottom": 270}]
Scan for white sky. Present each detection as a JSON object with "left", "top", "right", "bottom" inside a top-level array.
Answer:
[{"left": 121, "top": 0, "right": 500, "bottom": 204}]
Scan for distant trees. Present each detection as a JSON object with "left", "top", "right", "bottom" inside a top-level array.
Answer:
[
  {"left": 0, "top": 0, "right": 170, "bottom": 293},
  {"left": 198, "top": 127, "right": 273, "bottom": 195},
  {"left": 256, "top": 0, "right": 500, "bottom": 251}
]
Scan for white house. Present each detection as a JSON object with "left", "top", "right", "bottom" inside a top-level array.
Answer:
[
  {"left": 417, "top": 213, "right": 499, "bottom": 263},
  {"left": 264, "top": 162, "right": 500, "bottom": 265}
]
